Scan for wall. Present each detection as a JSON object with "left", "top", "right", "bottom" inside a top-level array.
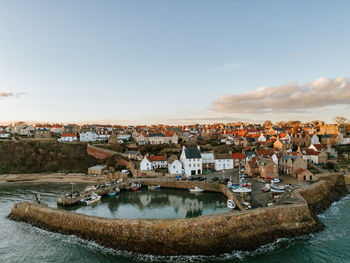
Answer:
[{"left": 8, "top": 173, "right": 348, "bottom": 256}]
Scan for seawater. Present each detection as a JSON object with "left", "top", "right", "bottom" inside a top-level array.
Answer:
[{"left": 0, "top": 183, "right": 349, "bottom": 263}]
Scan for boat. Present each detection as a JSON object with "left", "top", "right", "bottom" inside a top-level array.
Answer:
[
  {"left": 107, "top": 187, "right": 120, "bottom": 197},
  {"left": 130, "top": 183, "right": 141, "bottom": 192},
  {"left": 271, "top": 184, "right": 286, "bottom": 190},
  {"left": 227, "top": 181, "right": 232, "bottom": 188},
  {"left": 81, "top": 192, "right": 101, "bottom": 205},
  {"left": 242, "top": 201, "right": 251, "bottom": 209},
  {"left": 227, "top": 199, "right": 236, "bottom": 209},
  {"left": 232, "top": 187, "right": 252, "bottom": 193},
  {"left": 188, "top": 187, "right": 204, "bottom": 193},
  {"left": 270, "top": 188, "right": 284, "bottom": 193},
  {"left": 271, "top": 178, "right": 280, "bottom": 183},
  {"left": 148, "top": 185, "right": 161, "bottom": 190}
]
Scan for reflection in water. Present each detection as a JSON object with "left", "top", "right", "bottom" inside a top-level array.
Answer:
[{"left": 67, "top": 188, "right": 227, "bottom": 219}]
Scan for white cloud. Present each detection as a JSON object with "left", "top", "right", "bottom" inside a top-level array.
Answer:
[
  {"left": 209, "top": 62, "right": 245, "bottom": 72},
  {"left": 211, "top": 77, "right": 350, "bottom": 113},
  {"left": 0, "top": 92, "right": 25, "bottom": 98}
]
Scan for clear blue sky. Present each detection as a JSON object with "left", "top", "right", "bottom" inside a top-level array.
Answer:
[{"left": 0, "top": 1, "right": 349, "bottom": 124}]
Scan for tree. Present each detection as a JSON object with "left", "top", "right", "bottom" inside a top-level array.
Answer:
[
  {"left": 263, "top": 120, "right": 273, "bottom": 127},
  {"left": 334, "top": 116, "right": 347, "bottom": 125}
]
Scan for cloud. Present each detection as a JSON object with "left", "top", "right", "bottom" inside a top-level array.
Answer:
[
  {"left": 0, "top": 92, "right": 26, "bottom": 98},
  {"left": 209, "top": 62, "right": 245, "bottom": 72},
  {"left": 211, "top": 77, "right": 350, "bottom": 113}
]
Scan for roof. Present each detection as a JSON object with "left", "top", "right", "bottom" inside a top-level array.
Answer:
[
  {"left": 214, "top": 153, "right": 233, "bottom": 160},
  {"left": 232, "top": 152, "right": 246, "bottom": 159},
  {"left": 184, "top": 146, "right": 201, "bottom": 159},
  {"left": 148, "top": 133, "right": 164, "bottom": 138},
  {"left": 168, "top": 155, "right": 179, "bottom": 164},
  {"left": 61, "top": 133, "right": 76, "bottom": 137},
  {"left": 147, "top": 155, "right": 167, "bottom": 162}
]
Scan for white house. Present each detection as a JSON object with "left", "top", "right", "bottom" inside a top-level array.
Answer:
[
  {"left": 164, "top": 131, "right": 178, "bottom": 144},
  {"left": 214, "top": 153, "right": 234, "bottom": 171},
  {"left": 180, "top": 146, "right": 202, "bottom": 176},
  {"left": 58, "top": 133, "right": 78, "bottom": 142},
  {"left": 168, "top": 156, "right": 183, "bottom": 175},
  {"left": 136, "top": 133, "right": 148, "bottom": 145},
  {"left": 117, "top": 134, "right": 131, "bottom": 141},
  {"left": 140, "top": 155, "right": 167, "bottom": 171},
  {"left": 80, "top": 131, "right": 97, "bottom": 142},
  {"left": 258, "top": 133, "right": 267, "bottom": 143},
  {"left": 148, "top": 133, "right": 165, "bottom": 144}
]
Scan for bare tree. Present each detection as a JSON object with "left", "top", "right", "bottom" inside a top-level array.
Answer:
[{"left": 334, "top": 116, "right": 347, "bottom": 125}]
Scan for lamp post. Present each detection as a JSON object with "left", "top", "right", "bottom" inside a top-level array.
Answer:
[
  {"left": 223, "top": 170, "right": 225, "bottom": 180},
  {"left": 70, "top": 182, "right": 75, "bottom": 204}
]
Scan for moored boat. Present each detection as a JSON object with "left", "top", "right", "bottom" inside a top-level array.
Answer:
[
  {"left": 227, "top": 199, "right": 236, "bottom": 209},
  {"left": 232, "top": 187, "right": 252, "bottom": 193},
  {"left": 188, "top": 187, "right": 204, "bottom": 193},
  {"left": 81, "top": 192, "right": 101, "bottom": 205},
  {"left": 107, "top": 187, "right": 120, "bottom": 197}
]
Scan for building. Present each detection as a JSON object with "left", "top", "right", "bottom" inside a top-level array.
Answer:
[
  {"left": 214, "top": 153, "right": 234, "bottom": 171},
  {"left": 34, "top": 127, "right": 51, "bottom": 138},
  {"left": 124, "top": 150, "right": 143, "bottom": 161},
  {"left": 135, "top": 133, "right": 148, "bottom": 145},
  {"left": 258, "top": 156, "right": 279, "bottom": 179},
  {"left": 180, "top": 146, "right": 202, "bottom": 176},
  {"left": 167, "top": 155, "right": 183, "bottom": 175},
  {"left": 140, "top": 155, "right": 167, "bottom": 171},
  {"left": 201, "top": 152, "right": 215, "bottom": 171},
  {"left": 88, "top": 165, "right": 108, "bottom": 175},
  {"left": 232, "top": 152, "right": 246, "bottom": 168},
  {"left": 58, "top": 133, "right": 78, "bottom": 142},
  {"left": 295, "top": 168, "right": 315, "bottom": 181},
  {"left": 80, "top": 131, "right": 97, "bottom": 142},
  {"left": 148, "top": 133, "right": 165, "bottom": 144}
]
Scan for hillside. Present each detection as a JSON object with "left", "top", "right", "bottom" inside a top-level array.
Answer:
[{"left": 0, "top": 141, "right": 98, "bottom": 174}]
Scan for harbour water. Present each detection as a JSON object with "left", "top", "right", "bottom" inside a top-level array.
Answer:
[{"left": 0, "top": 183, "right": 349, "bottom": 263}]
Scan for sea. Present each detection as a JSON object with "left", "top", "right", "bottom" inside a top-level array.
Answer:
[{"left": 0, "top": 183, "right": 349, "bottom": 263}]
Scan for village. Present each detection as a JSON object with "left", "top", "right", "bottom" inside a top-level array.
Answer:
[{"left": 1, "top": 119, "right": 350, "bottom": 184}]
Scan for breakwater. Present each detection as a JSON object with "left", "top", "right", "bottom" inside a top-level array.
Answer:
[{"left": 8, "top": 173, "right": 348, "bottom": 256}]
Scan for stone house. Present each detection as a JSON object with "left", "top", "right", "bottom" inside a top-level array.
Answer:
[
  {"left": 280, "top": 155, "right": 307, "bottom": 175},
  {"left": 245, "top": 157, "right": 259, "bottom": 177},
  {"left": 232, "top": 152, "right": 246, "bottom": 168},
  {"left": 273, "top": 138, "right": 291, "bottom": 152},
  {"left": 34, "top": 127, "right": 51, "bottom": 138},
  {"left": 135, "top": 133, "right": 148, "bottom": 145},
  {"left": 201, "top": 152, "right": 215, "bottom": 171},
  {"left": 258, "top": 156, "right": 278, "bottom": 178},
  {"left": 295, "top": 168, "right": 316, "bottom": 181}
]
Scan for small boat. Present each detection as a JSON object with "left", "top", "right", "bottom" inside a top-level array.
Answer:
[
  {"left": 107, "top": 187, "right": 120, "bottom": 197},
  {"left": 148, "top": 185, "right": 161, "bottom": 190},
  {"left": 232, "top": 187, "right": 252, "bottom": 193},
  {"left": 227, "top": 199, "right": 236, "bottom": 209},
  {"left": 130, "top": 183, "right": 141, "bottom": 191},
  {"left": 189, "top": 187, "right": 204, "bottom": 193},
  {"left": 271, "top": 178, "right": 280, "bottom": 183},
  {"left": 270, "top": 188, "right": 284, "bottom": 193},
  {"left": 271, "top": 184, "right": 286, "bottom": 190},
  {"left": 81, "top": 192, "right": 101, "bottom": 205},
  {"left": 227, "top": 181, "right": 232, "bottom": 188}
]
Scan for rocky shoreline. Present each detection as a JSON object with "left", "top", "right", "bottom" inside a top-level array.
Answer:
[{"left": 8, "top": 173, "right": 349, "bottom": 256}]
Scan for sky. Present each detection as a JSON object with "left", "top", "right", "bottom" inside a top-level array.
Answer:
[{"left": 0, "top": 0, "right": 349, "bottom": 125}]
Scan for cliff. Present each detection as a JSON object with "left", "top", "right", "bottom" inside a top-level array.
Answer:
[{"left": 8, "top": 173, "right": 349, "bottom": 256}]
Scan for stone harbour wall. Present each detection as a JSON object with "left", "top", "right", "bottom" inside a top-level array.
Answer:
[{"left": 8, "top": 173, "right": 349, "bottom": 256}]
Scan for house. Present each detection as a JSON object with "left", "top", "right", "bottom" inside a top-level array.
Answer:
[
  {"left": 124, "top": 150, "right": 143, "bottom": 161},
  {"left": 140, "top": 155, "right": 167, "bottom": 171},
  {"left": 245, "top": 156, "right": 259, "bottom": 177},
  {"left": 273, "top": 138, "right": 291, "bottom": 152},
  {"left": 88, "top": 165, "right": 108, "bottom": 176},
  {"left": 135, "top": 133, "right": 148, "bottom": 145},
  {"left": 201, "top": 152, "right": 215, "bottom": 171},
  {"left": 232, "top": 152, "right": 246, "bottom": 168},
  {"left": 244, "top": 151, "right": 257, "bottom": 161},
  {"left": 58, "top": 133, "right": 78, "bottom": 142},
  {"left": 20, "top": 125, "right": 35, "bottom": 136},
  {"left": 303, "top": 149, "right": 327, "bottom": 164},
  {"left": 34, "top": 127, "right": 51, "bottom": 138},
  {"left": 258, "top": 133, "right": 267, "bottom": 143},
  {"left": 0, "top": 131, "right": 10, "bottom": 138},
  {"left": 80, "top": 131, "right": 97, "bottom": 142},
  {"left": 295, "top": 168, "right": 315, "bottom": 181},
  {"left": 258, "top": 156, "right": 279, "bottom": 179},
  {"left": 180, "top": 146, "right": 202, "bottom": 176},
  {"left": 117, "top": 134, "right": 131, "bottom": 141},
  {"left": 167, "top": 155, "right": 183, "bottom": 175},
  {"left": 279, "top": 153, "right": 306, "bottom": 174},
  {"left": 164, "top": 131, "right": 178, "bottom": 144},
  {"left": 148, "top": 133, "right": 165, "bottom": 144},
  {"left": 214, "top": 153, "right": 234, "bottom": 171}
]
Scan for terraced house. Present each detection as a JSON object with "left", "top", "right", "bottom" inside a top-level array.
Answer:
[{"left": 180, "top": 146, "right": 202, "bottom": 176}]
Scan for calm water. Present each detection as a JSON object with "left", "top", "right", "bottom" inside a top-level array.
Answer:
[{"left": 0, "top": 183, "right": 349, "bottom": 263}]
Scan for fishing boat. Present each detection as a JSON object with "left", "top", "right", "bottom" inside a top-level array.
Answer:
[
  {"left": 271, "top": 178, "right": 280, "bottom": 183},
  {"left": 270, "top": 188, "right": 284, "bottom": 193},
  {"left": 188, "top": 187, "right": 204, "bottom": 193},
  {"left": 227, "top": 199, "right": 236, "bottom": 209},
  {"left": 232, "top": 187, "right": 252, "bottom": 193},
  {"left": 148, "top": 185, "right": 161, "bottom": 190},
  {"left": 271, "top": 184, "right": 286, "bottom": 190},
  {"left": 81, "top": 192, "right": 101, "bottom": 205},
  {"left": 130, "top": 183, "right": 141, "bottom": 192},
  {"left": 107, "top": 187, "right": 120, "bottom": 197}
]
